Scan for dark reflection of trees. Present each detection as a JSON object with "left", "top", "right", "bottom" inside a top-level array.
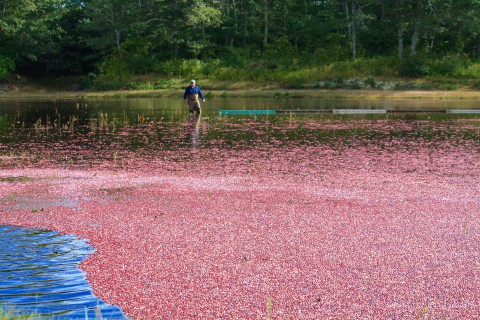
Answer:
[
  {"left": 0, "top": 100, "right": 178, "bottom": 133},
  {"left": 0, "top": 100, "right": 478, "bottom": 168},
  {"left": 0, "top": 100, "right": 191, "bottom": 166}
]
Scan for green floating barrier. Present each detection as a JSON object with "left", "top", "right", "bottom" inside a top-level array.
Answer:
[{"left": 220, "top": 110, "right": 277, "bottom": 115}]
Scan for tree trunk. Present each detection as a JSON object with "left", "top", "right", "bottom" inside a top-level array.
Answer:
[
  {"left": 242, "top": 0, "right": 248, "bottom": 46},
  {"left": 476, "top": 33, "right": 480, "bottom": 58},
  {"left": 344, "top": 1, "right": 351, "bottom": 42},
  {"left": 410, "top": 19, "right": 420, "bottom": 56},
  {"left": 380, "top": 1, "right": 385, "bottom": 21},
  {"left": 398, "top": 27, "right": 404, "bottom": 60},
  {"left": 232, "top": 0, "right": 237, "bottom": 46},
  {"left": 282, "top": 0, "right": 287, "bottom": 34},
  {"left": 172, "top": 0, "right": 178, "bottom": 58},
  {"left": 409, "top": 0, "right": 422, "bottom": 56},
  {"left": 396, "top": 0, "right": 404, "bottom": 60},
  {"left": 174, "top": 43, "right": 179, "bottom": 58},
  {"left": 263, "top": 0, "right": 268, "bottom": 47},
  {"left": 351, "top": 0, "right": 356, "bottom": 59},
  {"left": 115, "top": 29, "right": 121, "bottom": 56}
]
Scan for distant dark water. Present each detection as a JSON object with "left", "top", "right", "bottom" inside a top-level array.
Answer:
[{"left": 0, "top": 225, "right": 127, "bottom": 319}]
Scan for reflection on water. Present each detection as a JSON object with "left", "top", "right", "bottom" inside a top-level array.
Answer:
[
  {"left": 183, "top": 115, "right": 207, "bottom": 150},
  {"left": 0, "top": 97, "right": 478, "bottom": 171},
  {"left": 0, "top": 225, "right": 127, "bottom": 319}
]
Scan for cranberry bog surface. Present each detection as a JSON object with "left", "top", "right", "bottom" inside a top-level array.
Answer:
[{"left": 0, "top": 98, "right": 479, "bottom": 319}]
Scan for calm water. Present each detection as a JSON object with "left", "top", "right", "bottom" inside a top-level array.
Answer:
[
  {"left": 0, "top": 97, "right": 479, "bottom": 317},
  {"left": 0, "top": 97, "right": 478, "bottom": 169},
  {"left": 0, "top": 225, "right": 127, "bottom": 319}
]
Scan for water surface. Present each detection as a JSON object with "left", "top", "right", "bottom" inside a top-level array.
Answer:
[
  {"left": 0, "top": 97, "right": 479, "bottom": 319},
  {"left": 0, "top": 97, "right": 478, "bottom": 171},
  {"left": 0, "top": 225, "right": 127, "bottom": 319}
]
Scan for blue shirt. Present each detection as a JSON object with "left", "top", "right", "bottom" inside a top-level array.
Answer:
[{"left": 184, "top": 85, "right": 204, "bottom": 100}]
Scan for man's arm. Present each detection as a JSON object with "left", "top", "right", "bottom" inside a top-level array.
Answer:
[{"left": 198, "top": 88, "right": 205, "bottom": 101}]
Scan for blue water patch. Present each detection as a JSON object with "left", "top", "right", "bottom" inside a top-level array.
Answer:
[{"left": 0, "top": 225, "right": 128, "bottom": 319}]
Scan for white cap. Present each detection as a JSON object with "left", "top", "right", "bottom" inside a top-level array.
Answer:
[{"left": 190, "top": 79, "right": 196, "bottom": 83}]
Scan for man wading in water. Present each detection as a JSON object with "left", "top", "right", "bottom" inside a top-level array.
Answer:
[{"left": 183, "top": 79, "right": 205, "bottom": 116}]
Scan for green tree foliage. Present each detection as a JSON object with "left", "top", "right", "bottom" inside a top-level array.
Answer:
[
  {"left": 0, "top": 55, "right": 14, "bottom": 80},
  {"left": 2, "top": 0, "right": 480, "bottom": 81},
  {"left": 0, "top": 0, "right": 67, "bottom": 75}
]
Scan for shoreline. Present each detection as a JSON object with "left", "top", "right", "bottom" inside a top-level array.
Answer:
[{"left": 2, "top": 88, "right": 480, "bottom": 100}]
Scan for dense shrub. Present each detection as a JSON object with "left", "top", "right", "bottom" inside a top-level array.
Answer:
[
  {"left": 350, "top": 56, "right": 399, "bottom": 76},
  {"left": 98, "top": 55, "right": 131, "bottom": 81},
  {"left": 209, "top": 66, "right": 243, "bottom": 81},
  {"left": 92, "top": 79, "right": 130, "bottom": 91},
  {"left": 0, "top": 56, "right": 15, "bottom": 81},
  {"left": 128, "top": 79, "right": 180, "bottom": 90},
  {"left": 459, "top": 62, "right": 480, "bottom": 79},
  {"left": 128, "top": 54, "right": 156, "bottom": 74},
  {"left": 428, "top": 55, "right": 468, "bottom": 77},
  {"left": 399, "top": 56, "right": 430, "bottom": 77},
  {"left": 90, "top": 50, "right": 480, "bottom": 91},
  {"left": 153, "top": 59, "right": 206, "bottom": 78},
  {"left": 310, "top": 47, "right": 351, "bottom": 66},
  {"left": 282, "top": 68, "right": 321, "bottom": 83}
]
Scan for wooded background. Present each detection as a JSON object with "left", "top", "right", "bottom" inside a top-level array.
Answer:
[{"left": 2, "top": 0, "right": 480, "bottom": 86}]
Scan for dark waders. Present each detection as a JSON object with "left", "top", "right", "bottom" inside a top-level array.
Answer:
[{"left": 187, "top": 94, "right": 201, "bottom": 116}]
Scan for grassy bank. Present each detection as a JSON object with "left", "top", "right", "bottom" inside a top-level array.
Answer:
[
  {"left": 2, "top": 74, "right": 480, "bottom": 100},
  {"left": 3, "top": 87, "right": 480, "bottom": 101}
]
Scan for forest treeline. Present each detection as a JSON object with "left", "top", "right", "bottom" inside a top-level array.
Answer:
[{"left": 2, "top": 0, "right": 480, "bottom": 90}]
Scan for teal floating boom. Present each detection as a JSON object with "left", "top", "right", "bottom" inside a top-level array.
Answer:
[
  {"left": 217, "top": 109, "right": 480, "bottom": 115},
  {"left": 220, "top": 110, "right": 277, "bottom": 115}
]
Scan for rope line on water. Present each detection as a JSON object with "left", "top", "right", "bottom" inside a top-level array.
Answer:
[{"left": 204, "top": 101, "right": 222, "bottom": 113}]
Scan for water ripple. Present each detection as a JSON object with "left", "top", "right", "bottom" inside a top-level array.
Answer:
[{"left": 0, "top": 225, "right": 128, "bottom": 319}]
